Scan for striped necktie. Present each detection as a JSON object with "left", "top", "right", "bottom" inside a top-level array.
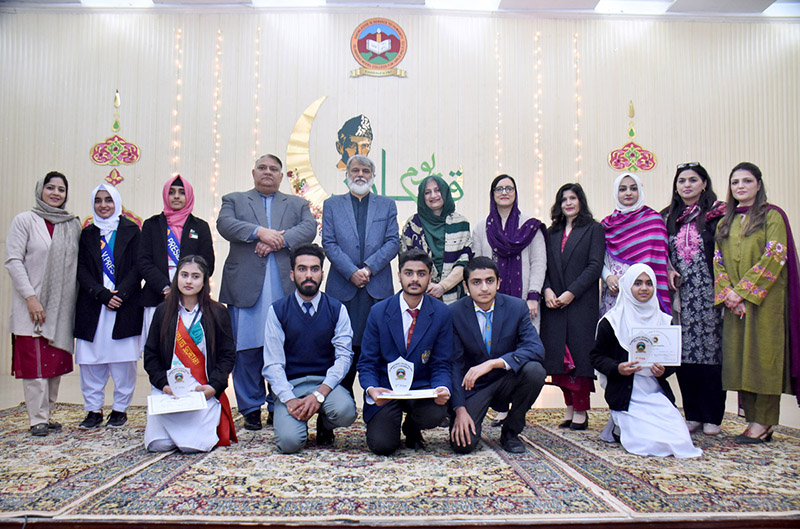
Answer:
[
  {"left": 478, "top": 309, "right": 493, "bottom": 353},
  {"left": 406, "top": 308, "right": 420, "bottom": 349}
]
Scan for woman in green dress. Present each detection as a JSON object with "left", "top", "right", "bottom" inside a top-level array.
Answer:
[{"left": 714, "top": 162, "right": 800, "bottom": 444}]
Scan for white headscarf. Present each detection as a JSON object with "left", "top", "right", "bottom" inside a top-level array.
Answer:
[
  {"left": 602, "top": 263, "right": 671, "bottom": 353},
  {"left": 90, "top": 183, "right": 122, "bottom": 237},
  {"left": 613, "top": 172, "right": 646, "bottom": 214}
]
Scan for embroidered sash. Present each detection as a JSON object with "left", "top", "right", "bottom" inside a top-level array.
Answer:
[
  {"left": 166, "top": 227, "right": 181, "bottom": 266},
  {"left": 174, "top": 317, "right": 238, "bottom": 446},
  {"left": 100, "top": 236, "right": 115, "bottom": 284}
]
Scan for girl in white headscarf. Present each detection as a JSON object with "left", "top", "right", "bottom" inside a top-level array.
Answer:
[
  {"left": 74, "top": 183, "right": 143, "bottom": 430},
  {"left": 591, "top": 263, "right": 701, "bottom": 458}
]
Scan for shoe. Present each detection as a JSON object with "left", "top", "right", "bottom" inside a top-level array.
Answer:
[
  {"left": 266, "top": 411, "right": 274, "bottom": 426},
  {"left": 734, "top": 426, "right": 774, "bottom": 444},
  {"left": 439, "top": 416, "right": 450, "bottom": 428},
  {"left": 243, "top": 410, "right": 262, "bottom": 431},
  {"left": 558, "top": 419, "right": 572, "bottom": 429},
  {"left": 570, "top": 416, "right": 588, "bottom": 431},
  {"left": 686, "top": 420, "right": 702, "bottom": 433},
  {"left": 402, "top": 420, "right": 425, "bottom": 450},
  {"left": 106, "top": 411, "right": 127, "bottom": 428},
  {"left": 703, "top": 423, "right": 721, "bottom": 436},
  {"left": 47, "top": 421, "right": 63, "bottom": 430},
  {"left": 79, "top": 411, "right": 104, "bottom": 429},
  {"left": 316, "top": 416, "right": 335, "bottom": 446},
  {"left": 501, "top": 432, "right": 526, "bottom": 453},
  {"left": 31, "top": 423, "right": 49, "bottom": 436}
]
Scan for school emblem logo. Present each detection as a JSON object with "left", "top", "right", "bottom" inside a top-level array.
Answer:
[
  {"left": 636, "top": 341, "right": 647, "bottom": 353},
  {"left": 350, "top": 18, "right": 408, "bottom": 78}
]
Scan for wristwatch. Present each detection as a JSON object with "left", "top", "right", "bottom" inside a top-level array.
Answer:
[{"left": 313, "top": 390, "right": 326, "bottom": 404}]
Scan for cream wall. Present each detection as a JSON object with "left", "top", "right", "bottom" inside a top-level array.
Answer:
[{"left": 1, "top": 9, "right": 799, "bottom": 411}]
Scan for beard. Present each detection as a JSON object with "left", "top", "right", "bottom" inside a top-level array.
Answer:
[
  {"left": 348, "top": 177, "right": 373, "bottom": 196},
  {"left": 296, "top": 279, "right": 320, "bottom": 297}
]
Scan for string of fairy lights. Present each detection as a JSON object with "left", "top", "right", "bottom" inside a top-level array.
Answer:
[
  {"left": 252, "top": 26, "right": 262, "bottom": 159},
  {"left": 532, "top": 31, "right": 543, "bottom": 217},
  {"left": 170, "top": 27, "right": 183, "bottom": 176},
  {"left": 573, "top": 32, "right": 583, "bottom": 181},
  {"left": 210, "top": 28, "right": 223, "bottom": 235},
  {"left": 494, "top": 30, "right": 503, "bottom": 174}
]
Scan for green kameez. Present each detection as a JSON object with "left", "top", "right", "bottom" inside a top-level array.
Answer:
[{"left": 714, "top": 209, "right": 789, "bottom": 398}]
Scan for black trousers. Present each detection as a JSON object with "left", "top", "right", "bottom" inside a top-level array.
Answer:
[
  {"left": 366, "top": 398, "right": 448, "bottom": 456},
  {"left": 450, "top": 361, "right": 546, "bottom": 454},
  {"left": 676, "top": 363, "right": 725, "bottom": 425}
]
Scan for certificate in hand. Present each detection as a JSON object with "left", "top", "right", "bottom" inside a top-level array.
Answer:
[
  {"left": 628, "top": 326, "right": 682, "bottom": 367},
  {"left": 147, "top": 391, "right": 207, "bottom": 415},
  {"left": 380, "top": 389, "right": 438, "bottom": 400}
]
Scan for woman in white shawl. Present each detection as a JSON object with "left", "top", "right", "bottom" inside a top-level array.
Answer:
[{"left": 590, "top": 263, "right": 701, "bottom": 458}]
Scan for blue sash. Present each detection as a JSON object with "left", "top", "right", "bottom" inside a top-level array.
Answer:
[
  {"left": 166, "top": 227, "right": 181, "bottom": 266},
  {"left": 100, "top": 235, "right": 115, "bottom": 284}
]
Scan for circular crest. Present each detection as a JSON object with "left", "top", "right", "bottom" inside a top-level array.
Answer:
[{"left": 350, "top": 18, "right": 407, "bottom": 71}]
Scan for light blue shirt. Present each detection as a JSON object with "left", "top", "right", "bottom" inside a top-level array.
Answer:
[
  {"left": 262, "top": 291, "right": 354, "bottom": 403},
  {"left": 230, "top": 193, "right": 284, "bottom": 350}
]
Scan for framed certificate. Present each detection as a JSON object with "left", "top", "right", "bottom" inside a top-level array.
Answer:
[{"left": 627, "top": 326, "right": 682, "bottom": 367}]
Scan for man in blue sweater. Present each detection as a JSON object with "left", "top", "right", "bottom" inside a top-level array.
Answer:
[{"left": 262, "top": 244, "right": 357, "bottom": 453}]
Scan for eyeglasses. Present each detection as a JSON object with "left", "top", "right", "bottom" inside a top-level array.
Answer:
[
  {"left": 493, "top": 186, "right": 516, "bottom": 195},
  {"left": 677, "top": 162, "right": 700, "bottom": 170}
]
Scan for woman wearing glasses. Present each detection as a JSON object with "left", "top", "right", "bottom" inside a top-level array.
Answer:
[
  {"left": 662, "top": 163, "right": 726, "bottom": 436},
  {"left": 473, "top": 174, "right": 547, "bottom": 327},
  {"left": 400, "top": 176, "right": 473, "bottom": 304},
  {"left": 714, "top": 162, "right": 800, "bottom": 444},
  {"left": 541, "top": 183, "right": 605, "bottom": 430}
]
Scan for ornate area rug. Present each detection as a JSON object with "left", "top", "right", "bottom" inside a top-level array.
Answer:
[
  {"left": 69, "top": 419, "right": 617, "bottom": 522},
  {"left": 525, "top": 409, "right": 800, "bottom": 516},
  {"left": 2, "top": 404, "right": 799, "bottom": 524},
  {"left": 0, "top": 404, "right": 168, "bottom": 518}
]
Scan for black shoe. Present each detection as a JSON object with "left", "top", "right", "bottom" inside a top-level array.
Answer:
[
  {"left": 570, "top": 416, "right": 588, "bottom": 431},
  {"left": 243, "top": 410, "right": 262, "bottom": 431},
  {"left": 47, "top": 421, "right": 63, "bottom": 430},
  {"left": 106, "top": 410, "right": 127, "bottom": 428},
  {"left": 402, "top": 420, "right": 425, "bottom": 450},
  {"left": 501, "top": 432, "right": 526, "bottom": 453},
  {"left": 31, "top": 423, "right": 49, "bottom": 436},
  {"left": 79, "top": 411, "right": 103, "bottom": 429},
  {"left": 316, "top": 416, "right": 335, "bottom": 446},
  {"left": 266, "top": 411, "right": 274, "bottom": 426},
  {"left": 558, "top": 419, "right": 572, "bottom": 429}
]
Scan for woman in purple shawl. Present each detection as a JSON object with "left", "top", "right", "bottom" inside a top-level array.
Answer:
[
  {"left": 472, "top": 174, "right": 546, "bottom": 426},
  {"left": 714, "top": 162, "right": 800, "bottom": 444},
  {"left": 601, "top": 173, "right": 670, "bottom": 315},
  {"left": 472, "top": 174, "right": 546, "bottom": 327}
]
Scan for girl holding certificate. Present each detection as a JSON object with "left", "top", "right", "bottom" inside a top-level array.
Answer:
[
  {"left": 143, "top": 255, "right": 237, "bottom": 452},
  {"left": 591, "top": 263, "right": 701, "bottom": 458},
  {"left": 139, "top": 175, "right": 215, "bottom": 343},
  {"left": 75, "top": 184, "right": 143, "bottom": 430},
  {"left": 714, "top": 162, "right": 800, "bottom": 444}
]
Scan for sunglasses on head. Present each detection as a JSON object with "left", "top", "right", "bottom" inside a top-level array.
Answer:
[{"left": 677, "top": 162, "right": 700, "bottom": 170}]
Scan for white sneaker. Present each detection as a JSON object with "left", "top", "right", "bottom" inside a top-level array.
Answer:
[
  {"left": 703, "top": 423, "right": 721, "bottom": 436},
  {"left": 686, "top": 420, "right": 701, "bottom": 433}
]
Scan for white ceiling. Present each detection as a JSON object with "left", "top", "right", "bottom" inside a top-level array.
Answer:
[{"left": 3, "top": 0, "right": 800, "bottom": 18}]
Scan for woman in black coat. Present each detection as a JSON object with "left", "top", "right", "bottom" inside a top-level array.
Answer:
[
  {"left": 143, "top": 255, "right": 237, "bottom": 452},
  {"left": 74, "top": 184, "right": 143, "bottom": 429},
  {"left": 139, "top": 175, "right": 214, "bottom": 339},
  {"left": 541, "top": 183, "right": 605, "bottom": 431}
]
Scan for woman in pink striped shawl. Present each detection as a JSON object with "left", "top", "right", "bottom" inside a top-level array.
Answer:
[{"left": 601, "top": 173, "right": 670, "bottom": 315}]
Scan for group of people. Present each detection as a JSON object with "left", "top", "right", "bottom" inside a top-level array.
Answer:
[{"left": 6, "top": 153, "right": 799, "bottom": 459}]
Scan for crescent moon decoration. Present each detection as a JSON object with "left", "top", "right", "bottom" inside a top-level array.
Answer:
[{"left": 286, "top": 96, "right": 329, "bottom": 227}]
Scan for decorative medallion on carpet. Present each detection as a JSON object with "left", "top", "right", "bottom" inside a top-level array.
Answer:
[
  {"left": 70, "top": 419, "right": 616, "bottom": 522},
  {"left": 0, "top": 404, "right": 167, "bottom": 517}
]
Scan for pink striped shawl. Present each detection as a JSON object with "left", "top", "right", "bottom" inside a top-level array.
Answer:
[{"left": 601, "top": 205, "right": 671, "bottom": 313}]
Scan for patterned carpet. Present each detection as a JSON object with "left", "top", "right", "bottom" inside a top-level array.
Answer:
[{"left": 1, "top": 403, "right": 799, "bottom": 523}]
